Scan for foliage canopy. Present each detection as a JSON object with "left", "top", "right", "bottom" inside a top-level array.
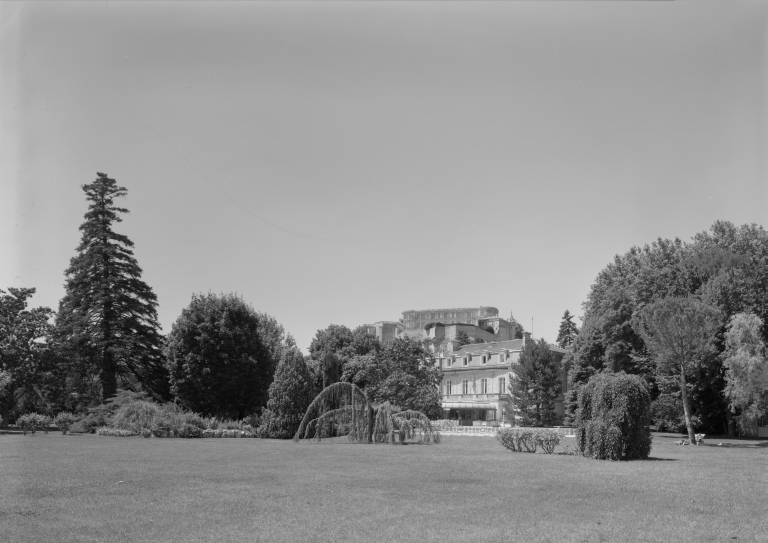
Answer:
[
  {"left": 721, "top": 312, "right": 768, "bottom": 433},
  {"left": 567, "top": 221, "right": 767, "bottom": 434},
  {"left": 293, "top": 381, "right": 440, "bottom": 445},
  {"left": 258, "top": 347, "right": 315, "bottom": 439},
  {"left": 575, "top": 372, "right": 652, "bottom": 461},
  {"left": 509, "top": 338, "right": 561, "bottom": 426},
  {"left": 556, "top": 310, "right": 579, "bottom": 348},
  {"left": 164, "top": 292, "right": 273, "bottom": 419},
  {"left": 0, "top": 287, "right": 59, "bottom": 423},
  {"left": 633, "top": 297, "right": 721, "bottom": 442},
  {"left": 341, "top": 337, "right": 442, "bottom": 419}
]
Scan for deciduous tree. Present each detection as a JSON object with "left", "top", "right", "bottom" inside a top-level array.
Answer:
[
  {"left": 570, "top": 221, "right": 768, "bottom": 434},
  {"left": 721, "top": 313, "right": 768, "bottom": 433},
  {"left": 293, "top": 382, "right": 440, "bottom": 444},
  {"left": 341, "top": 337, "right": 442, "bottom": 419},
  {"left": 164, "top": 292, "right": 272, "bottom": 419},
  {"left": 0, "top": 288, "right": 58, "bottom": 423}
]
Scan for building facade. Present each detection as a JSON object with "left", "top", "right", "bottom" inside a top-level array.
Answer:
[
  {"left": 361, "top": 321, "right": 404, "bottom": 344},
  {"left": 419, "top": 321, "right": 516, "bottom": 354},
  {"left": 436, "top": 334, "right": 567, "bottom": 425},
  {"left": 401, "top": 307, "right": 499, "bottom": 330}
]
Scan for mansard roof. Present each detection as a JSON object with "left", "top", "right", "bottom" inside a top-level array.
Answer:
[
  {"left": 447, "top": 339, "right": 524, "bottom": 355},
  {"left": 443, "top": 339, "right": 567, "bottom": 356}
]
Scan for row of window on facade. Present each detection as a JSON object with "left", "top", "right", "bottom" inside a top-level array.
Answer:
[
  {"left": 406, "top": 311, "right": 487, "bottom": 321},
  {"left": 446, "top": 409, "right": 498, "bottom": 422},
  {"left": 440, "top": 351, "right": 512, "bottom": 367},
  {"left": 445, "top": 377, "right": 506, "bottom": 395}
]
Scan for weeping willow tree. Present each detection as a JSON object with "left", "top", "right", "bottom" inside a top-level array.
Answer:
[{"left": 293, "top": 382, "right": 440, "bottom": 444}]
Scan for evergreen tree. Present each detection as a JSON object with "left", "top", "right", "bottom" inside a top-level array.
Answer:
[
  {"left": 455, "top": 331, "right": 471, "bottom": 347},
  {"left": 258, "top": 347, "right": 315, "bottom": 439},
  {"left": 509, "top": 338, "right": 561, "bottom": 426},
  {"left": 556, "top": 310, "right": 579, "bottom": 348},
  {"left": 56, "top": 173, "right": 167, "bottom": 402}
]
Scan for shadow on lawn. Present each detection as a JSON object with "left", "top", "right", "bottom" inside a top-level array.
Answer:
[
  {"left": 704, "top": 442, "right": 768, "bottom": 449},
  {"left": 645, "top": 457, "right": 678, "bottom": 461}
]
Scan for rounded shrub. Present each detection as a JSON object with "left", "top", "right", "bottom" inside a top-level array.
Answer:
[
  {"left": 575, "top": 373, "right": 652, "bottom": 460},
  {"left": 112, "top": 400, "right": 160, "bottom": 432},
  {"left": 54, "top": 412, "right": 78, "bottom": 435}
]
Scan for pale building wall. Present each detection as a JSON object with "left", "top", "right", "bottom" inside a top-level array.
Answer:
[
  {"left": 437, "top": 339, "right": 566, "bottom": 425},
  {"left": 402, "top": 306, "right": 499, "bottom": 330}
]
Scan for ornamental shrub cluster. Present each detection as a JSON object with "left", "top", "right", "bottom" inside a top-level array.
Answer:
[
  {"left": 575, "top": 373, "right": 652, "bottom": 461},
  {"left": 83, "top": 397, "right": 260, "bottom": 438},
  {"left": 96, "top": 427, "right": 138, "bottom": 437},
  {"left": 53, "top": 412, "right": 77, "bottom": 434},
  {"left": 16, "top": 413, "right": 51, "bottom": 435},
  {"left": 496, "top": 428, "right": 564, "bottom": 454}
]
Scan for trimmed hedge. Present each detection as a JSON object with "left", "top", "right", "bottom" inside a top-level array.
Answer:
[{"left": 575, "top": 373, "right": 652, "bottom": 461}]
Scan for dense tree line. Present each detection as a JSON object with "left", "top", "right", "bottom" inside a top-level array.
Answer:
[
  {"left": 0, "top": 174, "right": 292, "bottom": 425},
  {"left": 5, "top": 175, "right": 765, "bottom": 438},
  {"left": 1, "top": 173, "right": 444, "bottom": 433},
  {"left": 565, "top": 221, "right": 768, "bottom": 435}
]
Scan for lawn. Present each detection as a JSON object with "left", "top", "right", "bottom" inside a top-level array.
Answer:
[{"left": 1, "top": 432, "right": 766, "bottom": 543}]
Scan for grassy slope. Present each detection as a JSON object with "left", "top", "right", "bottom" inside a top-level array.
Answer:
[{"left": 1, "top": 433, "right": 766, "bottom": 543}]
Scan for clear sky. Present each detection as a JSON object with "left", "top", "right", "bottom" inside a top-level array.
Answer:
[{"left": 2, "top": 1, "right": 766, "bottom": 353}]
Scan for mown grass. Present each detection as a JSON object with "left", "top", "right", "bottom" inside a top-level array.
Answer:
[{"left": 1, "top": 432, "right": 765, "bottom": 543}]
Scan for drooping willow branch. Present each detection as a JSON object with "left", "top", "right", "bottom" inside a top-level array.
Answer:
[
  {"left": 293, "top": 382, "right": 440, "bottom": 445},
  {"left": 303, "top": 406, "right": 356, "bottom": 441}
]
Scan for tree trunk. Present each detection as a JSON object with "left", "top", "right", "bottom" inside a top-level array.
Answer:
[
  {"left": 726, "top": 408, "right": 736, "bottom": 438},
  {"left": 679, "top": 370, "right": 696, "bottom": 443},
  {"left": 101, "top": 349, "right": 117, "bottom": 401},
  {"left": 366, "top": 405, "right": 374, "bottom": 444},
  {"left": 1, "top": 399, "right": 8, "bottom": 429}
]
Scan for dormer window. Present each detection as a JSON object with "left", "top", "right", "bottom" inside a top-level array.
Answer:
[{"left": 463, "top": 357, "right": 468, "bottom": 366}]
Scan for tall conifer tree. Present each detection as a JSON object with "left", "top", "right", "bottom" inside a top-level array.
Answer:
[
  {"left": 509, "top": 338, "right": 562, "bottom": 426},
  {"left": 556, "top": 310, "right": 579, "bottom": 348},
  {"left": 258, "top": 348, "right": 315, "bottom": 439},
  {"left": 56, "top": 173, "right": 167, "bottom": 402}
]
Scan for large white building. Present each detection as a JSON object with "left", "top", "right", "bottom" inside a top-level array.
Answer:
[{"left": 436, "top": 334, "right": 568, "bottom": 425}]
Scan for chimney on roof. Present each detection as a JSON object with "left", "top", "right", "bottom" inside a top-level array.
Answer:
[{"left": 523, "top": 331, "right": 531, "bottom": 346}]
